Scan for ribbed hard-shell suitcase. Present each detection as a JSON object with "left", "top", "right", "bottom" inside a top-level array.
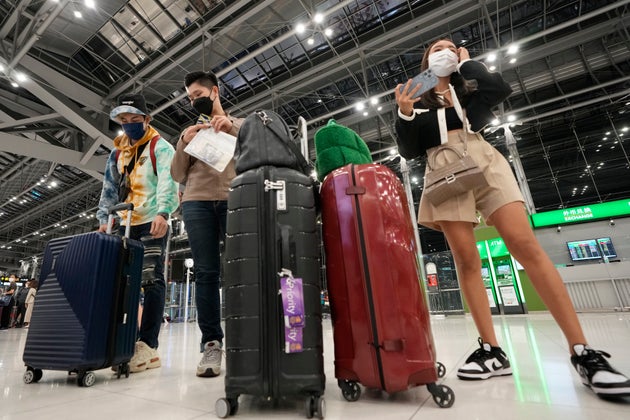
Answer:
[
  {"left": 216, "top": 166, "right": 325, "bottom": 418},
  {"left": 22, "top": 205, "right": 143, "bottom": 387},
  {"left": 320, "top": 163, "right": 454, "bottom": 407}
]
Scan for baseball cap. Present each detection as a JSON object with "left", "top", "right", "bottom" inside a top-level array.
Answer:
[{"left": 110, "top": 93, "right": 148, "bottom": 121}]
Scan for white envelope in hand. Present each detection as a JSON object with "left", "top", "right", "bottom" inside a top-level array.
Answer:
[{"left": 183, "top": 128, "right": 236, "bottom": 172}]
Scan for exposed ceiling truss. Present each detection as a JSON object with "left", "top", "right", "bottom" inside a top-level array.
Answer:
[{"left": 0, "top": 0, "right": 628, "bottom": 269}]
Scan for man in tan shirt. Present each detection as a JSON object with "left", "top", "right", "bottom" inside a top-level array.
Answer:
[{"left": 170, "top": 71, "right": 243, "bottom": 378}]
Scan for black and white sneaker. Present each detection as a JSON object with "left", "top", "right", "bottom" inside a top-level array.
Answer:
[
  {"left": 457, "top": 337, "right": 513, "bottom": 380},
  {"left": 571, "top": 344, "right": 630, "bottom": 398}
]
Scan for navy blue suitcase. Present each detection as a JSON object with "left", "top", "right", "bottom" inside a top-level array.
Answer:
[
  {"left": 22, "top": 205, "right": 143, "bottom": 387},
  {"left": 216, "top": 166, "right": 325, "bottom": 418}
]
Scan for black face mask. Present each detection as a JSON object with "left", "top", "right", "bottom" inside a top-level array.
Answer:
[{"left": 192, "top": 96, "right": 214, "bottom": 116}]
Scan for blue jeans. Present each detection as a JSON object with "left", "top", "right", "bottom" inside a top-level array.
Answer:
[
  {"left": 120, "top": 222, "right": 168, "bottom": 349},
  {"left": 182, "top": 201, "right": 226, "bottom": 350}
]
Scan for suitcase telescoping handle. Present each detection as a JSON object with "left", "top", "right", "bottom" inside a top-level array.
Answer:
[{"left": 106, "top": 203, "right": 134, "bottom": 237}]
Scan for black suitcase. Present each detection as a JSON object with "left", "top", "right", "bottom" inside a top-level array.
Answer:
[
  {"left": 216, "top": 166, "right": 325, "bottom": 419},
  {"left": 22, "top": 204, "right": 143, "bottom": 387}
]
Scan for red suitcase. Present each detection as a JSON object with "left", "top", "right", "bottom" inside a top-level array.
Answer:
[{"left": 320, "top": 163, "right": 454, "bottom": 407}]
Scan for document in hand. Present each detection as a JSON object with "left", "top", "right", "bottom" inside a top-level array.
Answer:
[{"left": 183, "top": 128, "right": 236, "bottom": 172}]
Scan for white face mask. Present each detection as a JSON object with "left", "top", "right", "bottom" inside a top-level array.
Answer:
[{"left": 428, "top": 49, "right": 459, "bottom": 77}]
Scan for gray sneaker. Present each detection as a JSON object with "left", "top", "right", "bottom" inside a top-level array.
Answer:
[{"left": 197, "top": 340, "right": 222, "bottom": 377}]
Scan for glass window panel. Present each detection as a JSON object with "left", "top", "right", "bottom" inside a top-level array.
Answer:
[
  {"left": 242, "top": 66, "right": 265, "bottom": 83},
  {"left": 99, "top": 21, "right": 126, "bottom": 49},
  {"left": 130, "top": 0, "right": 162, "bottom": 21},
  {"left": 152, "top": 11, "right": 180, "bottom": 41},
  {"left": 136, "top": 26, "right": 162, "bottom": 52},
  {"left": 166, "top": 0, "right": 201, "bottom": 28},
  {"left": 113, "top": 7, "right": 142, "bottom": 36},
  {"left": 117, "top": 43, "right": 140, "bottom": 65},
  {"left": 222, "top": 69, "right": 246, "bottom": 91}
]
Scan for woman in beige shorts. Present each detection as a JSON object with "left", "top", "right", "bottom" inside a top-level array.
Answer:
[{"left": 394, "top": 38, "right": 629, "bottom": 398}]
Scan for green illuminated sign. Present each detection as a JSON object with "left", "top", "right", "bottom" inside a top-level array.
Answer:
[
  {"left": 487, "top": 238, "right": 509, "bottom": 258},
  {"left": 477, "top": 241, "right": 488, "bottom": 259},
  {"left": 531, "top": 198, "right": 630, "bottom": 228}
]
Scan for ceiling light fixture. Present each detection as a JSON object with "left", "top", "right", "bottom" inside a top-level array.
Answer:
[
  {"left": 295, "top": 23, "right": 306, "bottom": 34},
  {"left": 85, "top": 0, "right": 96, "bottom": 9},
  {"left": 307, "top": 38, "right": 314, "bottom": 45},
  {"left": 507, "top": 115, "right": 516, "bottom": 122},
  {"left": 313, "top": 13, "right": 324, "bottom": 24},
  {"left": 487, "top": 53, "right": 497, "bottom": 62},
  {"left": 509, "top": 58, "right": 517, "bottom": 64},
  {"left": 324, "top": 28, "right": 333, "bottom": 37},
  {"left": 74, "top": 11, "right": 83, "bottom": 18},
  {"left": 507, "top": 44, "right": 519, "bottom": 55},
  {"left": 355, "top": 102, "right": 365, "bottom": 111},
  {"left": 489, "top": 65, "right": 496, "bottom": 71}
]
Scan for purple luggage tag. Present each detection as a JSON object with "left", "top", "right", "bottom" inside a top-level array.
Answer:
[
  {"left": 279, "top": 269, "right": 304, "bottom": 353},
  {"left": 279, "top": 270, "right": 305, "bottom": 328},
  {"left": 284, "top": 326, "right": 303, "bottom": 353}
]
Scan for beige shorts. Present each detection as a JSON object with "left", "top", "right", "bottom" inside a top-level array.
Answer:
[{"left": 418, "top": 130, "right": 524, "bottom": 231}]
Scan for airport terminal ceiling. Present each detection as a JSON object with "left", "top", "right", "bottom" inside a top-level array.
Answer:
[{"left": 0, "top": 0, "right": 628, "bottom": 268}]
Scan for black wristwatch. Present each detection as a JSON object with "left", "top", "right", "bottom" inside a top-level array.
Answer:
[{"left": 157, "top": 212, "right": 169, "bottom": 220}]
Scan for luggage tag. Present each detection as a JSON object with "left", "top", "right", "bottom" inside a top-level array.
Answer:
[
  {"left": 264, "top": 180, "right": 286, "bottom": 211},
  {"left": 279, "top": 268, "right": 305, "bottom": 353},
  {"left": 279, "top": 269, "right": 305, "bottom": 328},
  {"left": 284, "top": 326, "right": 303, "bottom": 353}
]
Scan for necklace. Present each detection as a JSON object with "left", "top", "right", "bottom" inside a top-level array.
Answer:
[{"left": 436, "top": 88, "right": 450, "bottom": 95}]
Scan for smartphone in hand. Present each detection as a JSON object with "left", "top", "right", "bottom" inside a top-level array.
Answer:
[{"left": 399, "top": 68, "right": 438, "bottom": 99}]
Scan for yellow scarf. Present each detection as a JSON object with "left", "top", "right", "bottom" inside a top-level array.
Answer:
[{"left": 113, "top": 125, "right": 160, "bottom": 171}]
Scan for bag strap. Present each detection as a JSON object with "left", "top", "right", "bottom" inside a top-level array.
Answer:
[
  {"left": 256, "top": 111, "right": 310, "bottom": 174},
  {"left": 115, "top": 135, "right": 159, "bottom": 176},
  {"left": 148, "top": 135, "right": 159, "bottom": 176},
  {"left": 427, "top": 109, "right": 470, "bottom": 170}
]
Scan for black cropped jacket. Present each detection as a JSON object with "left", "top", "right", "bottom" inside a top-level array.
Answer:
[{"left": 395, "top": 60, "right": 512, "bottom": 160}]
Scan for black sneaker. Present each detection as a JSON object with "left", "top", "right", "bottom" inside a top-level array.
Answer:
[
  {"left": 457, "top": 337, "right": 513, "bottom": 380},
  {"left": 571, "top": 344, "right": 630, "bottom": 398}
]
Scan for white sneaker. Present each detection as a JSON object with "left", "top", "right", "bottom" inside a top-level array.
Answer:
[
  {"left": 571, "top": 344, "right": 630, "bottom": 398},
  {"left": 197, "top": 340, "right": 222, "bottom": 377},
  {"left": 457, "top": 337, "right": 512, "bottom": 380},
  {"left": 129, "top": 341, "right": 161, "bottom": 373}
]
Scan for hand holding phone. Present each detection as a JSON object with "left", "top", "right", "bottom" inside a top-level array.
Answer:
[{"left": 399, "top": 69, "right": 438, "bottom": 99}]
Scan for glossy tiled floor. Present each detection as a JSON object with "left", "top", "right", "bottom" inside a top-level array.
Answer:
[{"left": 1, "top": 312, "right": 629, "bottom": 419}]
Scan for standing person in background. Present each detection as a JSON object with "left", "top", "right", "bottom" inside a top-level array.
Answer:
[
  {"left": 394, "top": 38, "right": 630, "bottom": 399},
  {"left": 23, "top": 279, "right": 38, "bottom": 327},
  {"left": 97, "top": 93, "right": 179, "bottom": 373},
  {"left": 171, "top": 71, "right": 243, "bottom": 378},
  {"left": 14, "top": 280, "right": 29, "bottom": 327},
  {"left": 0, "top": 275, "right": 17, "bottom": 329}
]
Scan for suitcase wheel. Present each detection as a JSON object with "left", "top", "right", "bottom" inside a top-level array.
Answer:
[
  {"left": 116, "top": 363, "right": 130, "bottom": 379},
  {"left": 23, "top": 367, "right": 43, "bottom": 384},
  {"left": 77, "top": 371, "right": 96, "bottom": 387},
  {"left": 215, "top": 397, "right": 238, "bottom": 418},
  {"left": 427, "top": 383, "right": 455, "bottom": 408},
  {"left": 436, "top": 361, "right": 446, "bottom": 378},
  {"left": 338, "top": 379, "right": 361, "bottom": 402},
  {"left": 304, "top": 395, "right": 325, "bottom": 419}
]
